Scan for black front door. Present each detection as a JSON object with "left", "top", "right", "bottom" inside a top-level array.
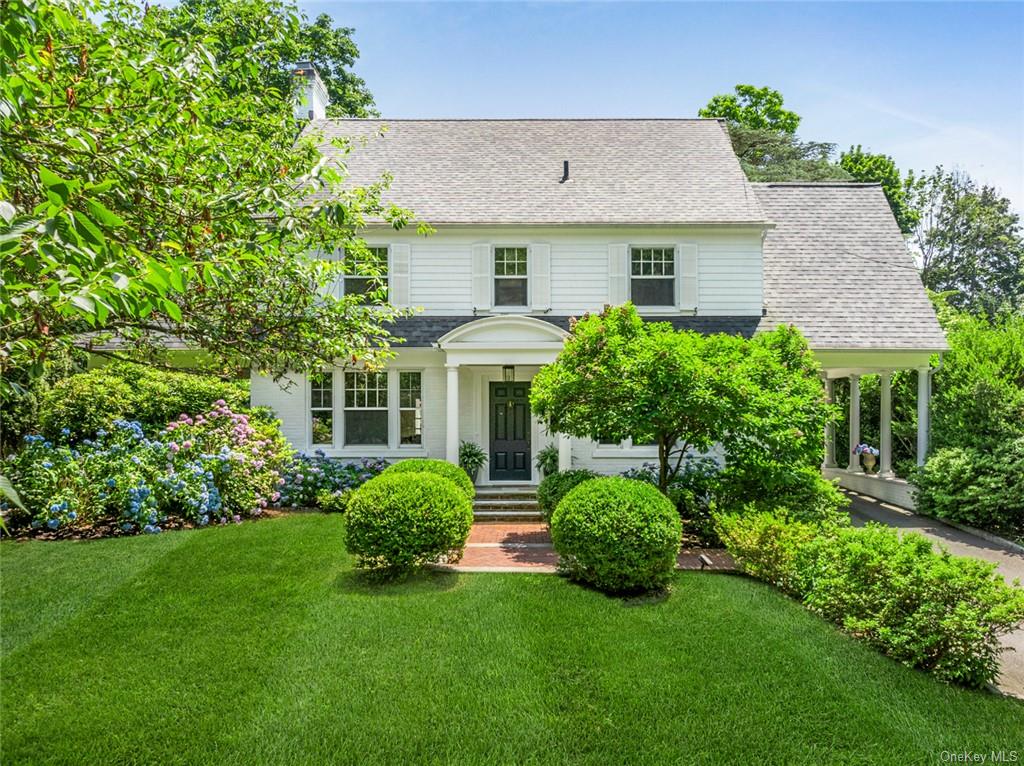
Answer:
[{"left": 489, "top": 382, "right": 531, "bottom": 481}]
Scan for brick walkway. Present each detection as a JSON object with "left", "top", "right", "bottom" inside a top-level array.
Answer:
[{"left": 449, "top": 523, "right": 735, "bottom": 573}]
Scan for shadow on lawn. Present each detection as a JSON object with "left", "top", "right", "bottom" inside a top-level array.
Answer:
[{"left": 334, "top": 567, "right": 461, "bottom": 596}]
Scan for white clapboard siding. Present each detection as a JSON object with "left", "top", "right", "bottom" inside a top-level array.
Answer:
[
  {"left": 529, "top": 243, "right": 551, "bottom": 311},
  {"left": 471, "top": 243, "right": 492, "bottom": 310},
  {"left": 697, "top": 238, "right": 762, "bottom": 314},
  {"left": 677, "top": 242, "right": 699, "bottom": 311},
  {"left": 550, "top": 244, "right": 608, "bottom": 311},
  {"left": 409, "top": 243, "right": 473, "bottom": 312},
  {"left": 607, "top": 243, "right": 628, "bottom": 305},
  {"left": 389, "top": 243, "right": 411, "bottom": 307}
]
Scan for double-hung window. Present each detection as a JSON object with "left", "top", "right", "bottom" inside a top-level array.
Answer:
[
  {"left": 494, "top": 246, "right": 528, "bottom": 307},
  {"left": 399, "top": 372, "right": 423, "bottom": 445},
  {"left": 630, "top": 246, "right": 675, "bottom": 306},
  {"left": 344, "top": 371, "right": 389, "bottom": 445},
  {"left": 344, "top": 246, "right": 389, "bottom": 302},
  {"left": 310, "top": 372, "right": 334, "bottom": 446}
]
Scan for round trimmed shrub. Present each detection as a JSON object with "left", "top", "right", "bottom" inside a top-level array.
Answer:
[
  {"left": 536, "top": 468, "right": 597, "bottom": 522},
  {"left": 345, "top": 472, "right": 473, "bottom": 572},
  {"left": 383, "top": 458, "right": 475, "bottom": 499},
  {"left": 551, "top": 477, "right": 682, "bottom": 593}
]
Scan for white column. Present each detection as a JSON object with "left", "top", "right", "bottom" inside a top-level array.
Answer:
[
  {"left": 847, "top": 374, "right": 862, "bottom": 472},
  {"left": 558, "top": 433, "right": 572, "bottom": 472},
  {"left": 879, "top": 372, "right": 893, "bottom": 477},
  {"left": 445, "top": 364, "right": 460, "bottom": 464},
  {"left": 916, "top": 366, "right": 930, "bottom": 466},
  {"left": 822, "top": 377, "right": 836, "bottom": 469}
]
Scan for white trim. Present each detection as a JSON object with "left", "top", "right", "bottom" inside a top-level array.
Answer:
[
  {"left": 628, "top": 244, "right": 677, "bottom": 310},
  {"left": 437, "top": 315, "right": 568, "bottom": 346},
  {"left": 477, "top": 371, "right": 541, "bottom": 486},
  {"left": 492, "top": 244, "right": 531, "bottom": 310}
]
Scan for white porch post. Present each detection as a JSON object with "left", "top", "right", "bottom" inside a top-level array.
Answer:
[
  {"left": 916, "top": 366, "right": 930, "bottom": 466},
  {"left": 558, "top": 433, "right": 572, "bottom": 472},
  {"left": 847, "top": 374, "right": 862, "bottom": 472},
  {"left": 879, "top": 372, "right": 893, "bottom": 477},
  {"left": 823, "top": 377, "right": 836, "bottom": 469},
  {"left": 445, "top": 364, "right": 460, "bottom": 464}
]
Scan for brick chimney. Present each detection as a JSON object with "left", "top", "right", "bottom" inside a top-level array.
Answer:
[{"left": 293, "top": 62, "right": 329, "bottom": 121}]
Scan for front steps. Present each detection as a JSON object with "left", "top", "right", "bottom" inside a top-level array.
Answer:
[{"left": 472, "top": 486, "right": 542, "bottom": 521}]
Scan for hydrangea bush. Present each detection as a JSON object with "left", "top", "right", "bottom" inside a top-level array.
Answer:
[
  {"left": 273, "top": 452, "right": 389, "bottom": 509},
  {"left": 3, "top": 402, "right": 292, "bottom": 535}
]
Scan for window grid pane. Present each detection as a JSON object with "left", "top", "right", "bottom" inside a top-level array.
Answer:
[
  {"left": 399, "top": 372, "right": 422, "bottom": 445},
  {"left": 344, "top": 371, "right": 388, "bottom": 446},
  {"left": 494, "top": 247, "right": 528, "bottom": 277},
  {"left": 344, "top": 246, "right": 389, "bottom": 303},
  {"left": 630, "top": 246, "right": 675, "bottom": 306},
  {"left": 310, "top": 372, "right": 334, "bottom": 444}
]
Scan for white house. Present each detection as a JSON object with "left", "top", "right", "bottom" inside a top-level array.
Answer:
[{"left": 252, "top": 78, "right": 947, "bottom": 503}]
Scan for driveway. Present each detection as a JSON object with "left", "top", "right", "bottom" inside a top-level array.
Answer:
[{"left": 847, "top": 492, "right": 1024, "bottom": 699}]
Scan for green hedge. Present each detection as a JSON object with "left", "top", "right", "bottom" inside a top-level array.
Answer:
[
  {"left": 39, "top": 363, "right": 248, "bottom": 441},
  {"left": 536, "top": 469, "right": 597, "bottom": 522},
  {"left": 716, "top": 513, "right": 1024, "bottom": 688},
  {"left": 551, "top": 477, "right": 682, "bottom": 594},
  {"left": 915, "top": 438, "right": 1024, "bottom": 542},
  {"left": 345, "top": 472, "right": 473, "bottom": 573},
  {"left": 383, "top": 458, "right": 475, "bottom": 500}
]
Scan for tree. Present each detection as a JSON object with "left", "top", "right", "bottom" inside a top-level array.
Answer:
[
  {"left": 840, "top": 145, "right": 918, "bottom": 234},
  {"left": 158, "top": 0, "right": 377, "bottom": 118},
  {"left": 529, "top": 305, "right": 832, "bottom": 493},
  {"left": 699, "top": 85, "right": 801, "bottom": 134},
  {"left": 909, "top": 168, "right": 1024, "bottom": 315},
  {"left": 727, "top": 125, "right": 852, "bottom": 182},
  {"left": 1, "top": 0, "right": 421, "bottom": 398}
]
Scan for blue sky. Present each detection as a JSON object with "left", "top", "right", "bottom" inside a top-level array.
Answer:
[{"left": 305, "top": 1, "right": 1024, "bottom": 210}]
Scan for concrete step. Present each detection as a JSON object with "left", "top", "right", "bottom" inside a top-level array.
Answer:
[
  {"left": 473, "top": 498, "right": 538, "bottom": 508},
  {"left": 474, "top": 487, "right": 537, "bottom": 501},
  {"left": 472, "top": 509, "right": 544, "bottom": 522}
]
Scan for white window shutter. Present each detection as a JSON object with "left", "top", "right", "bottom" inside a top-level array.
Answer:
[
  {"left": 472, "top": 243, "right": 492, "bottom": 310},
  {"left": 678, "top": 243, "right": 699, "bottom": 311},
  {"left": 530, "top": 243, "right": 551, "bottom": 311},
  {"left": 389, "top": 243, "right": 411, "bottom": 307},
  {"left": 608, "top": 244, "right": 628, "bottom": 305},
  {"left": 317, "top": 248, "right": 344, "bottom": 299}
]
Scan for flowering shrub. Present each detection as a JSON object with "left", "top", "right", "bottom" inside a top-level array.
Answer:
[
  {"left": 273, "top": 452, "right": 389, "bottom": 509},
  {"left": 3, "top": 402, "right": 292, "bottom": 536}
]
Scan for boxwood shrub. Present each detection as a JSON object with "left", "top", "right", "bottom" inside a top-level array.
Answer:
[
  {"left": 345, "top": 472, "right": 473, "bottom": 573},
  {"left": 715, "top": 513, "right": 1024, "bottom": 688},
  {"left": 537, "top": 469, "right": 597, "bottom": 522},
  {"left": 550, "top": 477, "right": 682, "bottom": 594},
  {"left": 383, "top": 458, "right": 475, "bottom": 500}
]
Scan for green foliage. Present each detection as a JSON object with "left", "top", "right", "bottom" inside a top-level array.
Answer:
[
  {"left": 1, "top": 0, "right": 419, "bottom": 394},
  {"left": 383, "top": 458, "right": 475, "bottom": 500},
  {"left": 316, "top": 488, "right": 352, "bottom": 514},
  {"left": 534, "top": 444, "right": 560, "bottom": 477},
  {"left": 910, "top": 168, "right": 1024, "bottom": 316},
  {"left": 726, "top": 125, "right": 852, "bottom": 182},
  {"left": 38, "top": 363, "right": 248, "bottom": 442},
  {"left": 716, "top": 465, "right": 849, "bottom": 522},
  {"left": 0, "top": 346, "right": 83, "bottom": 456},
  {"left": 4, "top": 404, "right": 291, "bottom": 534},
  {"left": 839, "top": 146, "right": 918, "bottom": 233},
  {"left": 531, "top": 305, "right": 834, "bottom": 493},
  {"left": 699, "top": 85, "right": 801, "bottom": 134},
  {"left": 715, "top": 511, "right": 820, "bottom": 595},
  {"left": 344, "top": 472, "right": 473, "bottom": 573},
  {"left": 717, "top": 514, "right": 1024, "bottom": 688},
  {"left": 457, "top": 441, "right": 487, "bottom": 480},
  {"left": 551, "top": 477, "right": 682, "bottom": 594},
  {"left": 915, "top": 439, "right": 1024, "bottom": 540},
  {"left": 799, "top": 524, "right": 1024, "bottom": 688},
  {"left": 163, "top": 0, "right": 377, "bottom": 118},
  {"left": 536, "top": 468, "right": 597, "bottom": 522}
]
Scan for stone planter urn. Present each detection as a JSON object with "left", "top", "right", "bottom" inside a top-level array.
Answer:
[{"left": 861, "top": 453, "right": 877, "bottom": 473}]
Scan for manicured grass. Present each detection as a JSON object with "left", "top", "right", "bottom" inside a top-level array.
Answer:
[{"left": 2, "top": 514, "right": 1021, "bottom": 764}]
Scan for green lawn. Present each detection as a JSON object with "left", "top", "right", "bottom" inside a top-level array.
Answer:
[{"left": 1, "top": 514, "right": 1021, "bottom": 765}]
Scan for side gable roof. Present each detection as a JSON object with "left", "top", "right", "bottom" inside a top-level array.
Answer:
[
  {"left": 303, "top": 118, "right": 767, "bottom": 226},
  {"left": 754, "top": 183, "right": 947, "bottom": 351}
]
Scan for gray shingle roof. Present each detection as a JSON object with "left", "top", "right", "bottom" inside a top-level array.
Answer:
[
  {"left": 303, "top": 119, "right": 767, "bottom": 225},
  {"left": 387, "top": 315, "right": 760, "bottom": 347},
  {"left": 753, "top": 183, "right": 947, "bottom": 350}
]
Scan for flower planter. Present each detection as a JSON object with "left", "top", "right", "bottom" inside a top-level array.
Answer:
[{"left": 861, "top": 453, "right": 877, "bottom": 473}]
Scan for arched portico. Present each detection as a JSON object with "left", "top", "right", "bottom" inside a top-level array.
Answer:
[{"left": 437, "top": 316, "right": 570, "bottom": 479}]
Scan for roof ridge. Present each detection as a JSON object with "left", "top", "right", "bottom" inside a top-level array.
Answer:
[
  {"left": 315, "top": 117, "right": 728, "bottom": 123},
  {"left": 752, "top": 182, "right": 883, "bottom": 188}
]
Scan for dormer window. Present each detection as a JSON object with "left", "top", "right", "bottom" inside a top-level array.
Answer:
[
  {"left": 630, "top": 246, "right": 675, "bottom": 306},
  {"left": 494, "top": 246, "right": 528, "bottom": 307}
]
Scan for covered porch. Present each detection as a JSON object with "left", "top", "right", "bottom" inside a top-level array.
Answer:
[
  {"left": 437, "top": 315, "right": 572, "bottom": 484},
  {"left": 817, "top": 349, "right": 937, "bottom": 510}
]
